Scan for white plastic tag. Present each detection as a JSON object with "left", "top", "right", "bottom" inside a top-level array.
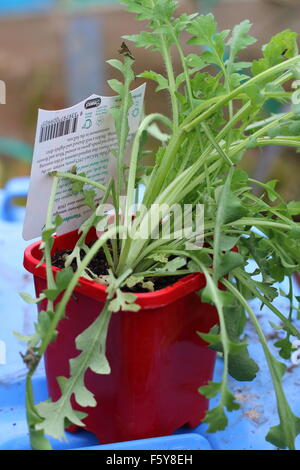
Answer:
[{"left": 23, "top": 84, "right": 146, "bottom": 240}]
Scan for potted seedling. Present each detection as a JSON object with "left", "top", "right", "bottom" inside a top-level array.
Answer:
[{"left": 21, "top": 0, "right": 300, "bottom": 450}]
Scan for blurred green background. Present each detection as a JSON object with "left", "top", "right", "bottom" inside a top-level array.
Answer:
[{"left": 0, "top": 0, "right": 300, "bottom": 203}]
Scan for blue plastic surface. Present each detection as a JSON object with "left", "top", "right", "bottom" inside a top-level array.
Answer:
[
  {"left": 1, "top": 177, "right": 30, "bottom": 222},
  {"left": 0, "top": 1, "right": 54, "bottom": 15},
  {"left": 76, "top": 434, "right": 212, "bottom": 451},
  {"left": 0, "top": 182, "right": 300, "bottom": 450}
]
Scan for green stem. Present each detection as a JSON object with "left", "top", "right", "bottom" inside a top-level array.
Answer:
[
  {"left": 234, "top": 269, "right": 300, "bottom": 339},
  {"left": 117, "top": 55, "right": 135, "bottom": 196},
  {"left": 223, "top": 277, "right": 299, "bottom": 450},
  {"left": 44, "top": 177, "right": 59, "bottom": 292},
  {"left": 38, "top": 226, "right": 124, "bottom": 356},
  {"left": 52, "top": 171, "right": 106, "bottom": 193},
  {"left": 182, "top": 56, "right": 300, "bottom": 132},
  {"left": 117, "top": 113, "right": 176, "bottom": 274}
]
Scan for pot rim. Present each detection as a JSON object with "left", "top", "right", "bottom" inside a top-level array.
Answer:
[{"left": 23, "top": 229, "right": 206, "bottom": 308}]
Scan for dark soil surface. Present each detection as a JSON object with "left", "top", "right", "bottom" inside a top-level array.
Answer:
[{"left": 51, "top": 242, "right": 184, "bottom": 293}]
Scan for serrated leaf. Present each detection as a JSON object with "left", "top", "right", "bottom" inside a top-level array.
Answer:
[
  {"left": 203, "top": 405, "right": 228, "bottom": 433},
  {"left": 216, "top": 251, "right": 244, "bottom": 280},
  {"left": 187, "top": 13, "right": 217, "bottom": 46},
  {"left": 126, "top": 275, "right": 144, "bottom": 288},
  {"left": 274, "top": 336, "right": 294, "bottom": 360},
  {"left": 108, "top": 289, "right": 140, "bottom": 312},
  {"left": 252, "top": 29, "right": 298, "bottom": 76},
  {"left": 141, "top": 281, "right": 154, "bottom": 292},
  {"left": 223, "top": 388, "right": 240, "bottom": 412},
  {"left": 199, "top": 381, "right": 221, "bottom": 399},
  {"left": 148, "top": 252, "right": 169, "bottom": 264},
  {"left": 36, "top": 305, "right": 113, "bottom": 441},
  {"left": 227, "top": 20, "right": 256, "bottom": 65},
  {"left": 36, "top": 400, "right": 87, "bottom": 441},
  {"left": 139, "top": 71, "right": 169, "bottom": 92}
]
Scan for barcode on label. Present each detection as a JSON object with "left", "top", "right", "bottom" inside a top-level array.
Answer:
[{"left": 39, "top": 114, "right": 78, "bottom": 143}]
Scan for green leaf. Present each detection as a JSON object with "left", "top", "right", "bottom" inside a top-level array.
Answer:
[
  {"left": 19, "top": 292, "right": 45, "bottom": 304},
  {"left": 252, "top": 29, "right": 298, "bottom": 76},
  {"left": 147, "top": 123, "right": 170, "bottom": 142},
  {"left": 148, "top": 253, "right": 169, "bottom": 264},
  {"left": 83, "top": 190, "right": 96, "bottom": 209},
  {"left": 29, "top": 428, "right": 52, "bottom": 451},
  {"left": 164, "top": 257, "right": 186, "bottom": 272},
  {"left": 187, "top": 14, "right": 217, "bottom": 46},
  {"left": 227, "top": 20, "right": 256, "bottom": 69},
  {"left": 108, "top": 289, "right": 140, "bottom": 312},
  {"left": 223, "top": 192, "right": 248, "bottom": 224},
  {"left": 55, "top": 215, "right": 63, "bottom": 227},
  {"left": 216, "top": 251, "right": 244, "bottom": 280},
  {"left": 219, "top": 234, "right": 240, "bottom": 251},
  {"left": 228, "top": 350, "right": 259, "bottom": 381},
  {"left": 203, "top": 405, "right": 228, "bottom": 433},
  {"left": 287, "top": 201, "right": 300, "bottom": 216},
  {"left": 274, "top": 336, "right": 294, "bottom": 360},
  {"left": 108, "top": 79, "right": 123, "bottom": 95},
  {"left": 198, "top": 331, "right": 221, "bottom": 346},
  {"left": 71, "top": 173, "right": 86, "bottom": 193},
  {"left": 36, "top": 311, "right": 55, "bottom": 339},
  {"left": 13, "top": 331, "right": 40, "bottom": 348},
  {"left": 264, "top": 179, "right": 279, "bottom": 202},
  {"left": 36, "top": 305, "right": 113, "bottom": 440},
  {"left": 42, "top": 227, "right": 56, "bottom": 242},
  {"left": 107, "top": 58, "right": 125, "bottom": 74},
  {"left": 223, "top": 388, "right": 240, "bottom": 412},
  {"left": 123, "top": 32, "right": 160, "bottom": 51},
  {"left": 266, "top": 416, "right": 300, "bottom": 450},
  {"left": 44, "top": 289, "right": 60, "bottom": 301},
  {"left": 126, "top": 275, "right": 144, "bottom": 288},
  {"left": 139, "top": 70, "right": 169, "bottom": 92},
  {"left": 56, "top": 267, "right": 74, "bottom": 290},
  {"left": 187, "top": 251, "right": 211, "bottom": 269},
  {"left": 199, "top": 381, "right": 221, "bottom": 399}
]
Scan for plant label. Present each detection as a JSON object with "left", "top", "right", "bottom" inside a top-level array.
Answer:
[{"left": 23, "top": 84, "right": 146, "bottom": 240}]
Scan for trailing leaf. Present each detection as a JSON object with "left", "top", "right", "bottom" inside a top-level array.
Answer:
[{"left": 36, "top": 304, "right": 112, "bottom": 441}]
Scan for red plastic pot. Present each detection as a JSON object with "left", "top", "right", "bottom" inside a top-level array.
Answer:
[{"left": 23, "top": 228, "right": 218, "bottom": 444}]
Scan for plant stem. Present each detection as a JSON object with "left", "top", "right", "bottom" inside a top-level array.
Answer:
[
  {"left": 38, "top": 226, "right": 124, "bottom": 357},
  {"left": 117, "top": 55, "right": 135, "bottom": 196},
  {"left": 182, "top": 55, "right": 300, "bottom": 132},
  {"left": 52, "top": 171, "right": 106, "bottom": 192},
  {"left": 223, "top": 278, "right": 298, "bottom": 450},
  {"left": 45, "top": 176, "right": 59, "bottom": 298}
]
